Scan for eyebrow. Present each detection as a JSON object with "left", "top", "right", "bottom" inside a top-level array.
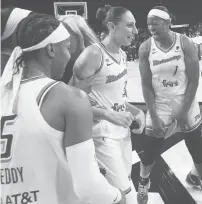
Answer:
[{"left": 127, "top": 21, "right": 136, "bottom": 24}]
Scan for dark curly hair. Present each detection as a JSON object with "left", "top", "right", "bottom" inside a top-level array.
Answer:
[{"left": 13, "top": 13, "right": 60, "bottom": 73}]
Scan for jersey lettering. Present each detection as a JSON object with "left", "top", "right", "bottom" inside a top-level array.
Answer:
[{"left": 1, "top": 115, "right": 17, "bottom": 163}]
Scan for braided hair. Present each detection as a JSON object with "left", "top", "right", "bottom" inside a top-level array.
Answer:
[{"left": 13, "top": 13, "right": 60, "bottom": 72}]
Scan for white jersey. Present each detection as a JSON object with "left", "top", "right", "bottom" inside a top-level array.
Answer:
[
  {"left": 1, "top": 77, "right": 82, "bottom": 204},
  {"left": 149, "top": 32, "right": 187, "bottom": 98},
  {"left": 89, "top": 43, "right": 130, "bottom": 139}
]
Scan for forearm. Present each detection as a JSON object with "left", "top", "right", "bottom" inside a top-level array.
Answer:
[
  {"left": 181, "top": 82, "right": 199, "bottom": 114},
  {"left": 92, "top": 107, "right": 110, "bottom": 121},
  {"left": 66, "top": 139, "right": 121, "bottom": 204},
  {"left": 126, "top": 102, "right": 141, "bottom": 115},
  {"left": 142, "top": 85, "right": 157, "bottom": 118}
]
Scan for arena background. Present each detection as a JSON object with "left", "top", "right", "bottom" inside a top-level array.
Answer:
[
  {"left": 1, "top": 1, "right": 202, "bottom": 204},
  {"left": 2, "top": 0, "right": 202, "bottom": 29}
]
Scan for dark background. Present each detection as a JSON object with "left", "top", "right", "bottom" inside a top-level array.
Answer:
[{"left": 2, "top": 0, "right": 202, "bottom": 30}]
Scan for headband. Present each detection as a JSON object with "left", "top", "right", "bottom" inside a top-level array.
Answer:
[
  {"left": 0, "top": 23, "right": 70, "bottom": 116},
  {"left": 148, "top": 9, "right": 170, "bottom": 20}
]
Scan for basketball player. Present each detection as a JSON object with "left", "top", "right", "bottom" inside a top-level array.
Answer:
[
  {"left": 1, "top": 7, "right": 33, "bottom": 73},
  {"left": 59, "top": 15, "right": 99, "bottom": 84},
  {"left": 137, "top": 6, "right": 202, "bottom": 204},
  {"left": 0, "top": 13, "right": 126, "bottom": 204},
  {"left": 72, "top": 5, "right": 145, "bottom": 204}
]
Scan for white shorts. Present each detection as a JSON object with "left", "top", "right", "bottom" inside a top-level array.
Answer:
[
  {"left": 93, "top": 136, "right": 133, "bottom": 192},
  {"left": 146, "top": 95, "right": 202, "bottom": 135}
]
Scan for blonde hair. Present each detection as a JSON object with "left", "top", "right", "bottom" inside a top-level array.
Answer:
[{"left": 59, "top": 15, "right": 99, "bottom": 47}]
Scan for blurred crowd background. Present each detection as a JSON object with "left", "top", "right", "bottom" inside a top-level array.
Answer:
[
  {"left": 2, "top": 0, "right": 202, "bottom": 61},
  {"left": 97, "top": 22, "right": 202, "bottom": 61}
]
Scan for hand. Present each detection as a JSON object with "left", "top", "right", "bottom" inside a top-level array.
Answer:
[
  {"left": 105, "top": 111, "right": 134, "bottom": 128},
  {"left": 116, "top": 190, "right": 126, "bottom": 204},
  {"left": 171, "top": 100, "right": 188, "bottom": 128},
  {"left": 176, "top": 115, "right": 187, "bottom": 132},
  {"left": 151, "top": 116, "right": 166, "bottom": 137},
  {"left": 175, "top": 111, "right": 187, "bottom": 124},
  {"left": 173, "top": 109, "right": 187, "bottom": 131},
  {"left": 131, "top": 110, "right": 145, "bottom": 134}
]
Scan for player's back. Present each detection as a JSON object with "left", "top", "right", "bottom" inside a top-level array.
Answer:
[{"left": 1, "top": 77, "right": 82, "bottom": 204}]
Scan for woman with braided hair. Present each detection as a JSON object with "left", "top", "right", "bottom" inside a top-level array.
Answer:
[{"left": 0, "top": 13, "right": 126, "bottom": 204}]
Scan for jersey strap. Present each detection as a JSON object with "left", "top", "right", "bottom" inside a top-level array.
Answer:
[{"left": 36, "top": 81, "right": 60, "bottom": 108}]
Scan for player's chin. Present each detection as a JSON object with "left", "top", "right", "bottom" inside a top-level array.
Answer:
[
  {"left": 151, "top": 33, "right": 160, "bottom": 40},
  {"left": 123, "top": 39, "right": 132, "bottom": 47}
]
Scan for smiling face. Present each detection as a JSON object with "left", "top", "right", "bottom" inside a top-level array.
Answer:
[
  {"left": 147, "top": 16, "right": 170, "bottom": 40},
  {"left": 110, "top": 11, "right": 138, "bottom": 46}
]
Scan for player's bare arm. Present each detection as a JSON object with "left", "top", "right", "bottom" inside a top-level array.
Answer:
[
  {"left": 179, "top": 35, "right": 200, "bottom": 118},
  {"left": 139, "top": 39, "right": 157, "bottom": 118},
  {"left": 41, "top": 83, "right": 124, "bottom": 204},
  {"left": 38, "top": 81, "right": 94, "bottom": 144},
  {"left": 139, "top": 39, "right": 165, "bottom": 136},
  {"left": 73, "top": 44, "right": 102, "bottom": 94}
]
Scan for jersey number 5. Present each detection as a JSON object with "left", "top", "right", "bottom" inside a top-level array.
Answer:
[{"left": 1, "top": 115, "right": 17, "bottom": 163}]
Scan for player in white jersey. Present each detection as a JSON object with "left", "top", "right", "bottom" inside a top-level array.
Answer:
[
  {"left": 1, "top": 7, "right": 33, "bottom": 73},
  {"left": 72, "top": 5, "right": 145, "bottom": 204},
  {"left": 0, "top": 13, "right": 126, "bottom": 204},
  {"left": 137, "top": 6, "right": 202, "bottom": 204}
]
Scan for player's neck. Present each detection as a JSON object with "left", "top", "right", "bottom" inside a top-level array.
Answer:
[
  {"left": 155, "top": 31, "right": 175, "bottom": 49},
  {"left": 23, "top": 60, "right": 50, "bottom": 79},
  {"left": 102, "top": 36, "right": 120, "bottom": 54}
]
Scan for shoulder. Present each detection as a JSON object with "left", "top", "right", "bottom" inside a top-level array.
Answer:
[
  {"left": 48, "top": 82, "right": 91, "bottom": 113},
  {"left": 74, "top": 44, "right": 102, "bottom": 73},
  {"left": 181, "top": 34, "right": 194, "bottom": 45},
  {"left": 179, "top": 35, "right": 198, "bottom": 60},
  {"left": 139, "top": 38, "right": 151, "bottom": 59},
  {"left": 180, "top": 34, "right": 197, "bottom": 54},
  {"left": 77, "top": 44, "right": 102, "bottom": 64}
]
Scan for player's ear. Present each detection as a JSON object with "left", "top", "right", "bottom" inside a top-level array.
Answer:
[
  {"left": 107, "top": 22, "right": 116, "bottom": 32},
  {"left": 46, "top": 43, "right": 56, "bottom": 58},
  {"left": 166, "top": 19, "right": 172, "bottom": 28}
]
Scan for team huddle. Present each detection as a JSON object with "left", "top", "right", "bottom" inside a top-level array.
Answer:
[{"left": 1, "top": 4, "right": 202, "bottom": 204}]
